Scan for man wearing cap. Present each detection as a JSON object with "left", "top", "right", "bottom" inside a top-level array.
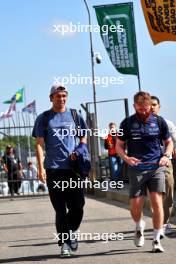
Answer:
[{"left": 32, "top": 84, "right": 88, "bottom": 257}]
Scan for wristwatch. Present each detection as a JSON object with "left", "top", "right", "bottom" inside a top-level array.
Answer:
[{"left": 163, "top": 153, "right": 170, "bottom": 158}]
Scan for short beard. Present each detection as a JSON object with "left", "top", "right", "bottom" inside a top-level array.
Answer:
[{"left": 136, "top": 112, "right": 151, "bottom": 122}]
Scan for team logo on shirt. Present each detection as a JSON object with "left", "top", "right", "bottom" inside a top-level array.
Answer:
[
  {"left": 150, "top": 123, "right": 156, "bottom": 127},
  {"left": 132, "top": 122, "right": 140, "bottom": 129}
]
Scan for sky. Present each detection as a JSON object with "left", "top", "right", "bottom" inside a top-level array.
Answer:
[{"left": 0, "top": 0, "right": 176, "bottom": 130}]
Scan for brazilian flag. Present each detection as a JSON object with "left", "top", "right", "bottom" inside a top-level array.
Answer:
[{"left": 3, "top": 87, "right": 24, "bottom": 104}]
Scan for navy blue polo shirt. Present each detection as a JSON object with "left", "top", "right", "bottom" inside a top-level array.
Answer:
[
  {"left": 32, "top": 108, "right": 87, "bottom": 169},
  {"left": 119, "top": 114, "right": 170, "bottom": 170}
]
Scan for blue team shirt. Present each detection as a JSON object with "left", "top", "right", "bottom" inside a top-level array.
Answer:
[
  {"left": 32, "top": 108, "right": 87, "bottom": 169},
  {"left": 119, "top": 114, "right": 171, "bottom": 171}
]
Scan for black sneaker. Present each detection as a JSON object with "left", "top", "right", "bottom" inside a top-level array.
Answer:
[
  {"left": 60, "top": 243, "right": 72, "bottom": 258},
  {"left": 70, "top": 237, "right": 78, "bottom": 251}
]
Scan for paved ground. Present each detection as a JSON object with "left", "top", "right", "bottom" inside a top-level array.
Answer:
[{"left": 0, "top": 193, "right": 176, "bottom": 264}]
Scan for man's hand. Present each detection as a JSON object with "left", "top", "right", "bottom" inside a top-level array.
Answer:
[
  {"left": 125, "top": 156, "right": 141, "bottom": 166},
  {"left": 159, "top": 156, "right": 170, "bottom": 167},
  {"left": 3, "top": 165, "right": 8, "bottom": 173},
  {"left": 38, "top": 168, "right": 46, "bottom": 183},
  {"left": 70, "top": 152, "right": 77, "bottom": 161}
]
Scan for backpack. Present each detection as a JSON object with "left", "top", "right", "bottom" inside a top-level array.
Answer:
[{"left": 42, "top": 108, "right": 80, "bottom": 140}]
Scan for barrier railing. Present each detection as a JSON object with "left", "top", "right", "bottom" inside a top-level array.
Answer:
[{"left": 0, "top": 172, "right": 48, "bottom": 198}]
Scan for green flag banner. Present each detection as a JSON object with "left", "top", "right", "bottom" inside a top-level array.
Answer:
[
  {"left": 94, "top": 2, "right": 139, "bottom": 75},
  {"left": 3, "top": 87, "right": 24, "bottom": 104}
]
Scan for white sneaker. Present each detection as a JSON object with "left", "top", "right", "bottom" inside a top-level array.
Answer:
[
  {"left": 134, "top": 220, "right": 145, "bottom": 247},
  {"left": 160, "top": 228, "right": 165, "bottom": 239},
  {"left": 60, "top": 243, "right": 72, "bottom": 258},
  {"left": 152, "top": 240, "right": 164, "bottom": 253},
  {"left": 164, "top": 223, "right": 173, "bottom": 235}
]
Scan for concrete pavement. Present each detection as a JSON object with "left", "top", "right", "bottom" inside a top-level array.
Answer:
[{"left": 0, "top": 192, "right": 176, "bottom": 264}]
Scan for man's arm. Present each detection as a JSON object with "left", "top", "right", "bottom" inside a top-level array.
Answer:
[
  {"left": 2, "top": 164, "right": 8, "bottom": 173},
  {"left": 159, "top": 137, "right": 173, "bottom": 166},
  {"left": 36, "top": 137, "right": 46, "bottom": 183},
  {"left": 116, "top": 138, "right": 141, "bottom": 166},
  {"left": 18, "top": 160, "right": 23, "bottom": 170},
  {"left": 1, "top": 157, "right": 8, "bottom": 173}
]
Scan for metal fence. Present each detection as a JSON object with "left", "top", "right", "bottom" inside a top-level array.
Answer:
[{"left": 0, "top": 171, "right": 48, "bottom": 198}]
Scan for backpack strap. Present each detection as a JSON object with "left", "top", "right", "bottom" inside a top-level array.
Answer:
[
  {"left": 156, "top": 115, "right": 164, "bottom": 146},
  {"left": 70, "top": 109, "right": 80, "bottom": 128},
  {"left": 70, "top": 108, "right": 81, "bottom": 137},
  {"left": 124, "top": 116, "right": 131, "bottom": 140}
]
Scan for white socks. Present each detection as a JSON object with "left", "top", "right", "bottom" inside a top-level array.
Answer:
[
  {"left": 136, "top": 219, "right": 144, "bottom": 230},
  {"left": 153, "top": 229, "right": 163, "bottom": 241},
  {"left": 135, "top": 220, "right": 163, "bottom": 240}
]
